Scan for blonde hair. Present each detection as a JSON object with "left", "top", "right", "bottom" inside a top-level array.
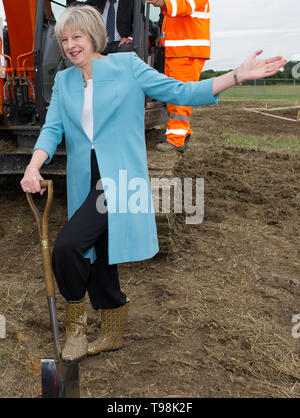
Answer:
[{"left": 55, "top": 4, "right": 107, "bottom": 57}]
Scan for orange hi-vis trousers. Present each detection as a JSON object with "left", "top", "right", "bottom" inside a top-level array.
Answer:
[{"left": 164, "top": 57, "right": 205, "bottom": 147}]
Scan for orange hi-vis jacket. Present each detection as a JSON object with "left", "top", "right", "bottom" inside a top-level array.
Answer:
[{"left": 161, "top": 0, "right": 211, "bottom": 59}]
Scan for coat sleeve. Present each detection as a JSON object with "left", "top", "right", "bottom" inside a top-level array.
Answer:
[
  {"left": 163, "top": 0, "right": 209, "bottom": 17},
  {"left": 130, "top": 52, "right": 219, "bottom": 107},
  {"left": 33, "top": 72, "right": 64, "bottom": 164}
]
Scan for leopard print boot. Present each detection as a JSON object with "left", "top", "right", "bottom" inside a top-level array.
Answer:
[
  {"left": 62, "top": 299, "right": 88, "bottom": 363},
  {"left": 87, "top": 302, "right": 129, "bottom": 356}
]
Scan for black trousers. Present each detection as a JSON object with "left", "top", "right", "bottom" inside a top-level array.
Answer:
[{"left": 52, "top": 150, "right": 127, "bottom": 310}]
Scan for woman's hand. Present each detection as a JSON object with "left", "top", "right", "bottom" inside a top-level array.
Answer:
[
  {"left": 20, "top": 166, "right": 46, "bottom": 195},
  {"left": 236, "top": 50, "right": 287, "bottom": 83},
  {"left": 212, "top": 50, "right": 287, "bottom": 96},
  {"left": 20, "top": 149, "right": 48, "bottom": 195}
]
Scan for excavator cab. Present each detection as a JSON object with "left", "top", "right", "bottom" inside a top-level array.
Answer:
[{"left": 0, "top": 0, "right": 166, "bottom": 174}]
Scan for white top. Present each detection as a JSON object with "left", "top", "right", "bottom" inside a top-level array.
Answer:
[
  {"left": 102, "top": 0, "right": 121, "bottom": 42},
  {"left": 81, "top": 79, "right": 94, "bottom": 149}
]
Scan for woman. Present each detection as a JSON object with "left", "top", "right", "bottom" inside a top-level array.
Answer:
[{"left": 20, "top": 4, "right": 286, "bottom": 363}]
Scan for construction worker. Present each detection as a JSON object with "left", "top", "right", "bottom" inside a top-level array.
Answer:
[{"left": 146, "top": 0, "right": 211, "bottom": 152}]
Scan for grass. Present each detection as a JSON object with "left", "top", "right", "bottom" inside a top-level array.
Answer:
[
  {"left": 221, "top": 84, "right": 300, "bottom": 101},
  {"left": 222, "top": 133, "right": 300, "bottom": 153},
  {"left": 199, "top": 96, "right": 300, "bottom": 153}
]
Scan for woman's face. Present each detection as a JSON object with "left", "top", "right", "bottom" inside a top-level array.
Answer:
[{"left": 61, "top": 24, "right": 95, "bottom": 68}]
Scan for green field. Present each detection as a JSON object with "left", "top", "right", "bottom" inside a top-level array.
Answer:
[
  {"left": 221, "top": 83, "right": 300, "bottom": 101},
  {"left": 222, "top": 133, "right": 300, "bottom": 153}
]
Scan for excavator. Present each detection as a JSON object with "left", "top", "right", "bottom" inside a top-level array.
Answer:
[{"left": 0, "top": 0, "right": 166, "bottom": 175}]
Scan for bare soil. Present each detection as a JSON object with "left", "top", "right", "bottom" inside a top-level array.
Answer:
[
  {"left": 0, "top": 100, "right": 300, "bottom": 398},
  {"left": 244, "top": 106, "right": 300, "bottom": 122}
]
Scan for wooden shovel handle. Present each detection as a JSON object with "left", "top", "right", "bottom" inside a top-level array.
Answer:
[{"left": 26, "top": 180, "right": 55, "bottom": 297}]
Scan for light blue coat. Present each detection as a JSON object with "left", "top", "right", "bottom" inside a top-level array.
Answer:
[{"left": 34, "top": 52, "right": 219, "bottom": 264}]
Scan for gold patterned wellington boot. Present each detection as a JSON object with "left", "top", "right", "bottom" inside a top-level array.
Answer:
[
  {"left": 87, "top": 302, "right": 129, "bottom": 356},
  {"left": 62, "top": 299, "right": 88, "bottom": 363}
]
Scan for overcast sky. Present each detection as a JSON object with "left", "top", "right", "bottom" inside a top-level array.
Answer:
[
  {"left": 0, "top": 0, "right": 299, "bottom": 70},
  {"left": 209, "top": 0, "right": 300, "bottom": 70}
]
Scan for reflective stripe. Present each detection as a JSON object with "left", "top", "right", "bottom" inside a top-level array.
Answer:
[
  {"left": 165, "top": 39, "right": 211, "bottom": 47},
  {"left": 166, "top": 129, "right": 188, "bottom": 136},
  {"left": 190, "top": 11, "right": 210, "bottom": 19},
  {"left": 187, "top": 0, "right": 196, "bottom": 13},
  {"left": 170, "top": 0, "right": 177, "bottom": 16},
  {"left": 169, "top": 113, "right": 191, "bottom": 122}
]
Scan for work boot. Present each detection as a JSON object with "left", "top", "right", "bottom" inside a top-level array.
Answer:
[
  {"left": 87, "top": 302, "right": 129, "bottom": 356},
  {"left": 156, "top": 141, "right": 185, "bottom": 152},
  {"left": 156, "top": 135, "right": 191, "bottom": 152},
  {"left": 184, "top": 134, "right": 191, "bottom": 149},
  {"left": 62, "top": 299, "right": 88, "bottom": 363}
]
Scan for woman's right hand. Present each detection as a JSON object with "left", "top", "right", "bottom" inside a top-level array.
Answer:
[{"left": 20, "top": 166, "right": 46, "bottom": 195}]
